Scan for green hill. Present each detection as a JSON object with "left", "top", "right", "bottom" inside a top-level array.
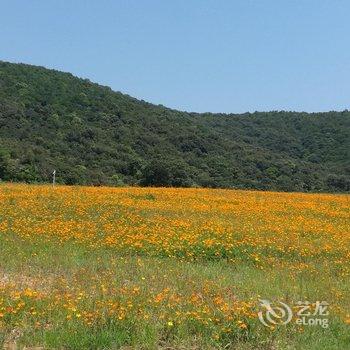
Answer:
[{"left": 0, "top": 61, "right": 349, "bottom": 192}]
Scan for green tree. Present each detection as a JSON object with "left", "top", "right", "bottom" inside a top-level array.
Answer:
[{"left": 0, "top": 148, "right": 10, "bottom": 180}]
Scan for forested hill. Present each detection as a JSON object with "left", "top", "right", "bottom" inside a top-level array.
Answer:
[{"left": 0, "top": 61, "right": 349, "bottom": 192}]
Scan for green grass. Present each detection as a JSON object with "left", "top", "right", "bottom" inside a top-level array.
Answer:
[
  {"left": 0, "top": 184, "right": 349, "bottom": 349},
  {"left": 1, "top": 233, "right": 349, "bottom": 350}
]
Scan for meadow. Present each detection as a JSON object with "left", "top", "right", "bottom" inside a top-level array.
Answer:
[{"left": 0, "top": 183, "right": 349, "bottom": 349}]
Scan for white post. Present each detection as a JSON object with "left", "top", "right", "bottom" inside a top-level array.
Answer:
[{"left": 52, "top": 170, "right": 56, "bottom": 186}]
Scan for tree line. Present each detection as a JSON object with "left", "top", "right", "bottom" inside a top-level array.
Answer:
[{"left": 0, "top": 61, "right": 349, "bottom": 192}]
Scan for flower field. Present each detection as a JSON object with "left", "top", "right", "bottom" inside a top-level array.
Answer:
[{"left": 0, "top": 184, "right": 349, "bottom": 349}]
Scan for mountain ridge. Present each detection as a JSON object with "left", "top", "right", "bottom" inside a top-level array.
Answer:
[{"left": 0, "top": 60, "right": 349, "bottom": 192}]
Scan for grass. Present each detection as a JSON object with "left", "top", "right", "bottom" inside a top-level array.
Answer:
[{"left": 0, "top": 183, "right": 349, "bottom": 349}]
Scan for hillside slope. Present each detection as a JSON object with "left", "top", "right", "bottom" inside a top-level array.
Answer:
[{"left": 0, "top": 61, "right": 349, "bottom": 192}]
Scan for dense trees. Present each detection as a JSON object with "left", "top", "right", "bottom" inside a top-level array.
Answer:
[
  {"left": 0, "top": 148, "right": 10, "bottom": 180},
  {"left": 0, "top": 61, "right": 349, "bottom": 192},
  {"left": 140, "top": 158, "right": 193, "bottom": 187}
]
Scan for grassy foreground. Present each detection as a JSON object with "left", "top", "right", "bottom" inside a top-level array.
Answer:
[{"left": 0, "top": 184, "right": 349, "bottom": 349}]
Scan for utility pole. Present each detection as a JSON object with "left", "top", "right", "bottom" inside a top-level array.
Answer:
[{"left": 52, "top": 170, "right": 56, "bottom": 187}]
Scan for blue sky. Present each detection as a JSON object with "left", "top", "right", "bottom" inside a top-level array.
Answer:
[{"left": 1, "top": 0, "right": 349, "bottom": 113}]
